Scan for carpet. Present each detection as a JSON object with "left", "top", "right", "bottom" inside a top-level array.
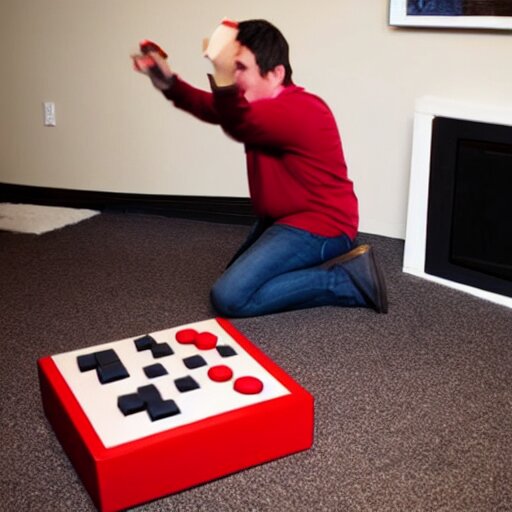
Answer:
[
  {"left": 1, "top": 213, "right": 511, "bottom": 511},
  {"left": 0, "top": 203, "right": 99, "bottom": 234}
]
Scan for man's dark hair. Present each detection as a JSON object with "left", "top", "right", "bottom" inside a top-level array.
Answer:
[{"left": 237, "top": 20, "right": 293, "bottom": 85}]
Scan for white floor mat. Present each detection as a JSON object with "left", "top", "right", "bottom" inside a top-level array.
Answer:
[{"left": 0, "top": 203, "right": 99, "bottom": 235}]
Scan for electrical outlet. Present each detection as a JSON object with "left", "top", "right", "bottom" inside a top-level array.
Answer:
[{"left": 43, "top": 102, "right": 56, "bottom": 126}]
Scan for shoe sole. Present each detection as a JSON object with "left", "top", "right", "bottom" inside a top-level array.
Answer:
[{"left": 321, "top": 244, "right": 371, "bottom": 269}]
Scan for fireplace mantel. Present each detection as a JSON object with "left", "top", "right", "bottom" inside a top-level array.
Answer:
[{"left": 403, "top": 96, "right": 512, "bottom": 309}]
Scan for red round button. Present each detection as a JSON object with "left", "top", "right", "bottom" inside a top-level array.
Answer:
[
  {"left": 208, "top": 365, "right": 233, "bottom": 382},
  {"left": 195, "top": 331, "right": 218, "bottom": 350},
  {"left": 233, "top": 376, "right": 264, "bottom": 395},
  {"left": 175, "top": 329, "right": 197, "bottom": 344}
]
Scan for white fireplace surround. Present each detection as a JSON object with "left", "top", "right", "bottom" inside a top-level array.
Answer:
[{"left": 403, "top": 96, "right": 512, "bottom": 309}]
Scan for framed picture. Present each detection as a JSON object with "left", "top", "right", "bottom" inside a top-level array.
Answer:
[{"left": 389, "top": 0, "right": 512, "bottom": 30}]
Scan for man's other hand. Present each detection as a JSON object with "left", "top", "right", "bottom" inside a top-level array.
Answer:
[{"left": 132, "top": 51, "right": 174, "bottom": 91}]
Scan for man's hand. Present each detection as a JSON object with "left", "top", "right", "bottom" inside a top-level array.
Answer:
[
  {"left": 132, "top": 51, "right": 175, "bottom": 91},
  {"left": 204, "top": 20, "right": 240, "bottom": 87}
]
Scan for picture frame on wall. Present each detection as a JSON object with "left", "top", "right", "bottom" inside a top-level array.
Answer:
[{"left": 389, "top": 0, "right": 512, "bottom": 30}]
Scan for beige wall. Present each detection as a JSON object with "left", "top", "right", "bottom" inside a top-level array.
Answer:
[{"left": 1, "top": 1, "right": 511, "bottom": 238}]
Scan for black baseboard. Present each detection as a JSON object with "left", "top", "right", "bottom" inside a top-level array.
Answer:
[{"left": 0, "top": 183, "right": 256, "bottom": 225}]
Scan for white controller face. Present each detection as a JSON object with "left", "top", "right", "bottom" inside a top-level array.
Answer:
[{"left": 52, "top": 319, "right": 290, "bottom": 448}]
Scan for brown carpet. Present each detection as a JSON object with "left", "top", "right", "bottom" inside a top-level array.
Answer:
[{"left": 1, "top": 212, "right": 511, "bottom": 511}]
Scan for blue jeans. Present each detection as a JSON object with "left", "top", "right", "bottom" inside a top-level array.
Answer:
[{"left": 210, "top": 222, "right": 367, "bottom": 317}]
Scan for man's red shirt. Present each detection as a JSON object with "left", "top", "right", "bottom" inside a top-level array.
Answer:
[{"left": 164, "top": 76, "right": 359, "bottom": 239}]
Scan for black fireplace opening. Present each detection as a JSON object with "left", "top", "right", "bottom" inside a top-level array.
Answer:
[{"left": 425, "top": 116, "right": 512, "bottom": 298}]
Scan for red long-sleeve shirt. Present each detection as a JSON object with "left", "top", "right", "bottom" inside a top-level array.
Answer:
[{"left": 163, "top": 76, "right": 358, "bottom": 239}]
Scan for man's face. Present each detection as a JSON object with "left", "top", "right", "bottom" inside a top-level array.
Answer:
[{"left": 234, "top": 45, "right": 283, "bottom": 103}]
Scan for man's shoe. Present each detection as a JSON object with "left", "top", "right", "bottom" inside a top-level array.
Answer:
[{"left": 322, "top": 244, "right": 388, "bottom": 313}]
